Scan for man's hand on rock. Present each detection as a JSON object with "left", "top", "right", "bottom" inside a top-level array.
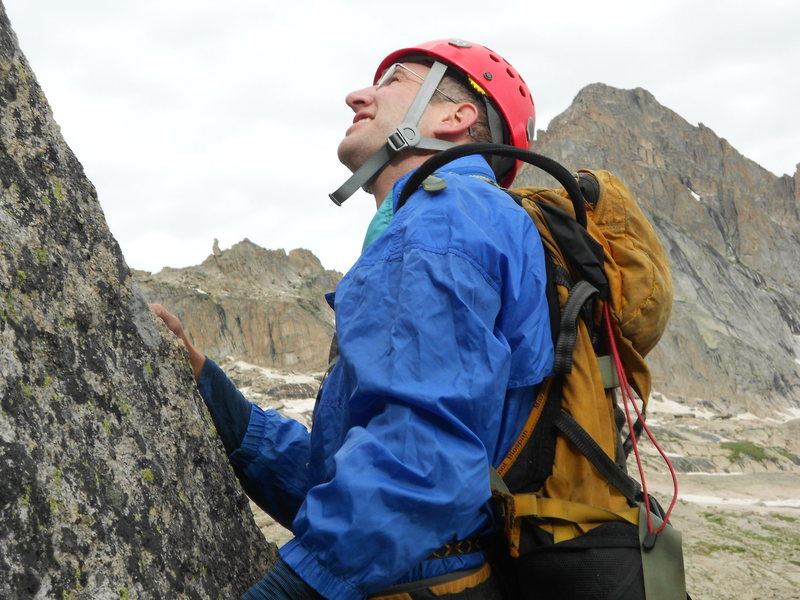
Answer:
[{"left": 150, "top": 303, "right": 206, "bottom": 381}]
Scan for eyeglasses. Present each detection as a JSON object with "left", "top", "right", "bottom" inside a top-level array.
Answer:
[{"left": 375, "top": 63, "right": 457, "bottom": 103}]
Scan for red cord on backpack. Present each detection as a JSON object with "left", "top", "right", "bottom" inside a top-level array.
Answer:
[{"left": 603, "top": 304, "right": 679, "bottom": 535}]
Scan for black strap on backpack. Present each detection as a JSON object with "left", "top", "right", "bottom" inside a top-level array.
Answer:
[
  {"left": 398, "top": 143, "right": 608, "bottom": 306},
  {"left": 397, "top": 142, "right": 589, "bottom": 227},
  {"left": 399, "top": 142, "right": 609, "bottom": 359}
]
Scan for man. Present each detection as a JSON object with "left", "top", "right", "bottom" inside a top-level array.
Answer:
[{"left": 153, "top": 39, "right": 553, "bottom": 599}]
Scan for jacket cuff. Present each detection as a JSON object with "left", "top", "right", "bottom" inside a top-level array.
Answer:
[
  {"left": 281, "top": 539, "right": 364, "bottom": 600},
  {"left": 229, "top": 403, "right": 269, "bottom": 465},
  {"left": 242, "top": 558, "right": 322, "bottom": 600}
]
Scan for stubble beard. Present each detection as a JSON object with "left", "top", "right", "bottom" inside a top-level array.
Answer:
[{"left": 337, "top": 127, "right": 383, "bottom": 174}]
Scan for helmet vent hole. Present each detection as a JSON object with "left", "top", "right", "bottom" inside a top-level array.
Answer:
[
  {"left": 519, "top": 85, "right": 527, "bottom": 98},
  {"left": 506, "top": 67, "right": 516, "bottom": 78},
  {"left": 489, "top": 53, "right": 500, "bottom": 62}
]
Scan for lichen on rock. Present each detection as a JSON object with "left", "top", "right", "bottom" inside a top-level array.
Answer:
[{"left": 0, "top": 4, "right": 274, "bottom": 598}]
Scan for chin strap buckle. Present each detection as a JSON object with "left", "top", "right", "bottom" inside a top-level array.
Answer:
[{"left": 387, "top": 125, "right": 421, "bottom": 153}]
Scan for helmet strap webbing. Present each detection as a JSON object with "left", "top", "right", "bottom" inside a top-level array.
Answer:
[
  {"left": 484, "top": 100, "right": 514, "bottom": 184},
  {"left": 330, "top": 61, "right": 456, "bottom": 205}
]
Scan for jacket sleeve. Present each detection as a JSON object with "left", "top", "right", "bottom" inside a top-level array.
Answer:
[
  {"left": 197, "top": 358, "right": 311, "bottom": 528},
  {"left": 281, "top": 244, "right": 548, "bottom": 600},
  {"left": 196, "top": 358, "right": 252, "bottom": 453}
]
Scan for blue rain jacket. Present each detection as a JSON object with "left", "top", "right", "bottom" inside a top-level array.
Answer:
[{"left": 201, "top": 155, "right": 554, "bottom": 600}]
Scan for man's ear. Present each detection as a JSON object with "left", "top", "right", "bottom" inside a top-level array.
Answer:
[{"left": 432, "top": 102, "right": 479, "bottom": 139}]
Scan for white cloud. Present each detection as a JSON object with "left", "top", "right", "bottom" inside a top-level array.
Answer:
[{"left": 4, "top": 0, "right": 799, "bottom": 274}]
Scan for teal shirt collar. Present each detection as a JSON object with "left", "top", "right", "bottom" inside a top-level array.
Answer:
[
  {"left": 362, "top": 191, "right": 395, "bottom": 251},
  {"left": 361, "top": 155, "right": 495, "bottom": 252}
]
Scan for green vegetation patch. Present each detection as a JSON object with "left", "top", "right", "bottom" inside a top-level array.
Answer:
[
  {"left": 773, "top": 514, "right": 797, "bottom": 523},
  {"left": 773, "top": 447, "right": 800, "bottom": 463},
  {"left": 720, "top": 440, "right": 768, "bottom": 462},
  {"left": 16, "top": 63, "right": 30, "bottom": 83},
  {"left": 53, "top": 181, "right": 65, "bottom": 202},
  {"left": 116, "top": 392, "right": 131, "bottom": 419},
  {"left": 742, "top": 531, "right": 780, "bottom": 544},
  {"left": 695, "top": 541, "right": 747, "bottom": 555},
  {"left": 702, "top": 512, "right": 725, "bottom": 526}
]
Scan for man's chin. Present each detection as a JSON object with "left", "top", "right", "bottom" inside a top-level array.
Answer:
[{"left": 337, "top": 140, "right": 370, "bottom": 174}]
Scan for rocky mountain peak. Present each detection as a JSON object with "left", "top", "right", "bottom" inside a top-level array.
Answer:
[
  {"left": 134, "top": 240, "right": 340, "bottom": 372},
  {"left": 156, "top": 238, "right": 338, "bottom": 299},
  {"left": 519, "top": 83, "right": 800, "bottom": 415}
]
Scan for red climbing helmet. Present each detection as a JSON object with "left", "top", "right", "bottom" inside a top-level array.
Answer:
[
  {"left": 329, "top": 39, "right": 536, "bottom": 204},
  {"left": 375, "top": 38, "right": 536, "bottom": 186}
]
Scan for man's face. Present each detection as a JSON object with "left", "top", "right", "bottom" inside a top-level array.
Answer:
[{"left": 337, "top": 62, "right": 438, "bottom": 173}]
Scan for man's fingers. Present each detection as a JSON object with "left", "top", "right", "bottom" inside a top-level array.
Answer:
[
  {"left": 150, "top": 303, "right": 173, "bottom": 325},
  {"left": 149, "top": 303, "right": 183, "bottom": 336},
  {"left": 149, "top": 303, "right": 204, "bottom": 380}
]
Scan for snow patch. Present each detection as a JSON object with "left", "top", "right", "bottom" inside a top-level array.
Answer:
[
  {"left": 735, "top": 412, "right": 765, "bottom": 422},
  {"left": 733, "top": 411, "right": 795, "bottom": 424},
  {"left": 229, "top": 359, "right": 320, "bottom": 385},
  {"left": 680, "top": 494, "right": 800, "bottom": 508},
  {"left": 687, "top": 187, "right": 702, "bottom": 202},
  {"left": 685, "top": 472, "right": 745, "bottom": 477},
  {"left": 282, "top": 398, "right": 317, "bottom": 414},
  {"left": 777, "top": 407, "right": 800, "bottom": 422},
  {"left": 648, "top": 393, "right": 715, "bottom": 419},
  {"left": 680, "top": 494, "right": 759, "bottom": 506},
  {"left": 791, "top": 334, "right": 800, "bottom": 366},
  {"left": 649, "top": 391, "right": 798, "bottom": 424},
  {"left": 764, "top": 499, "right": 800, "bottom": 509}
]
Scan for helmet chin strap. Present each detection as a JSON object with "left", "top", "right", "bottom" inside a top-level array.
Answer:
[{"left": 330, "top": 61, "right": 456, "bottom": 205}]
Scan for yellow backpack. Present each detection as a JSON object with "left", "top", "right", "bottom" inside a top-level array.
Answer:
[{"left": 400, "top": 144, "right": 686, "bottom": 600}]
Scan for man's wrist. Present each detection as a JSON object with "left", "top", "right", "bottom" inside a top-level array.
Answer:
[{"left": 187, "top": 347, "right": 205, "bottom": 381}]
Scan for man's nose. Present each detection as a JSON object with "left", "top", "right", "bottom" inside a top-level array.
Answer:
[{"left": 345, "top": 86, "right": 375, "bottom": 111}]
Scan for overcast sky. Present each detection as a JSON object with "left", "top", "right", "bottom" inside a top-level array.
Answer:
[{"left": 4, "top": 0, "right": 798, "bottom": 274}]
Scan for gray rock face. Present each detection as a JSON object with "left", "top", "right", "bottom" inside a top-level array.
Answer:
[
  {"left": 517, "top": 83, "right": 800, "bottom": 415},
  {"left": 0, "top": 5, "right": 274, "bottom": 598}
]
